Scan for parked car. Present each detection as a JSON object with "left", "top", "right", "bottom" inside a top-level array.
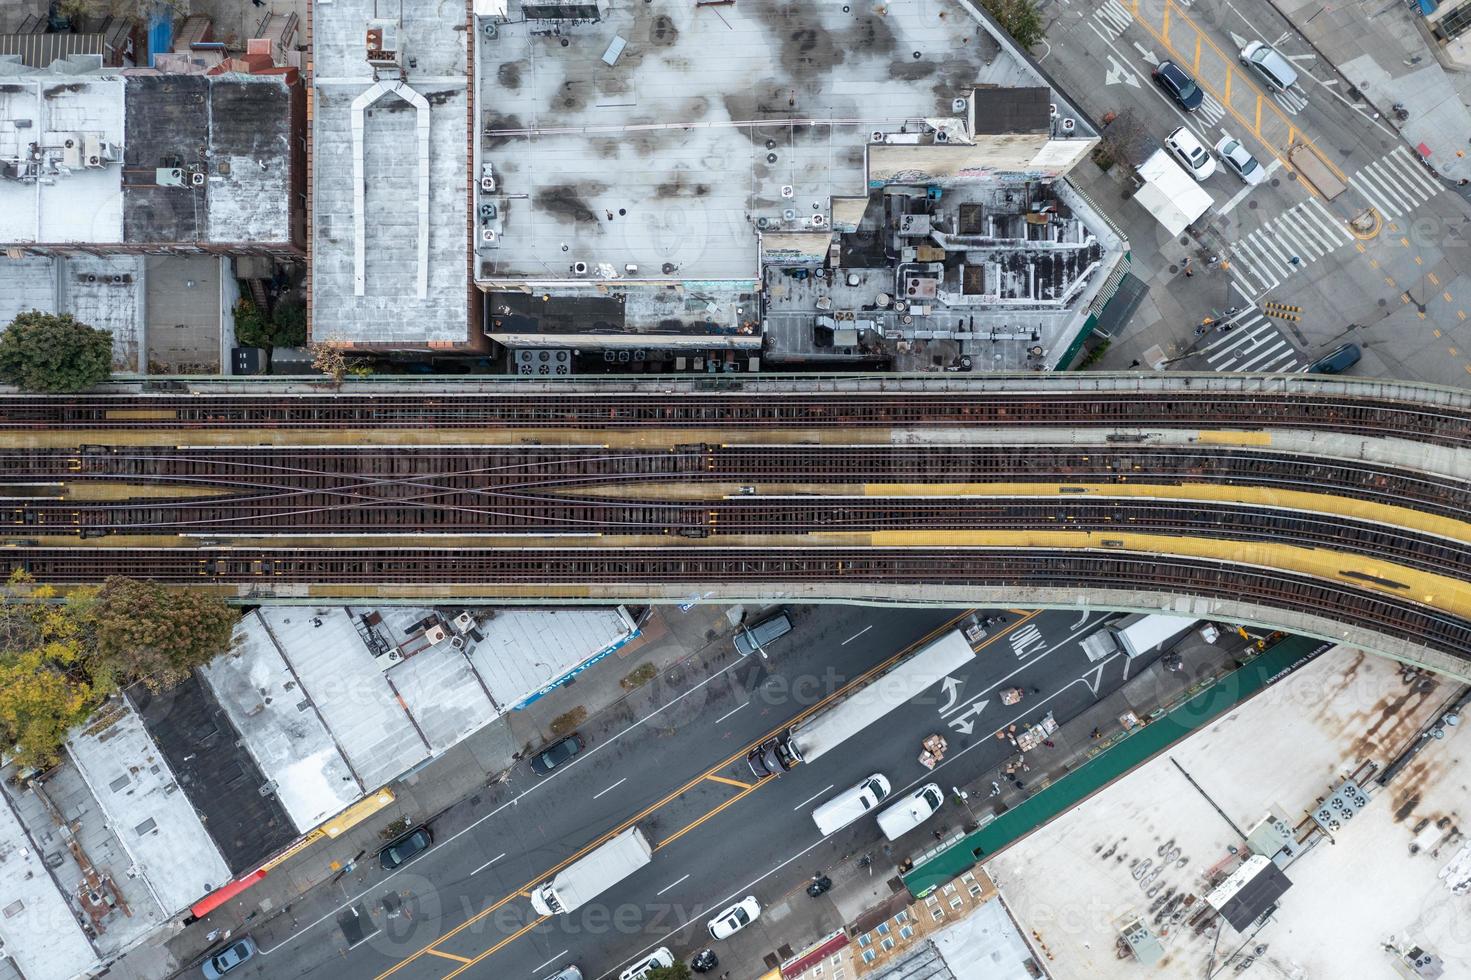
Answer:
[
  {"left": 378, "top": 826, "right": 433, "bottom": 870},
  {"left": 734, "top": 610, "right": 793, "bottom": 657},
  {"left": 201, "top": 938, "right": 257, "bottom": 979},
  {"left": 1165, "top": 127, "right": 1217, "bottom": 181},
  {"left": 708, "top": 896, "right": 762, "bottom": 940},
  {"left": 1152, "top": 60, "right": 1204, "bottom": 110},
  {"left": 1214, "top": 135, "right": 1266, "bottom": 185},
  {"left": 1239, "top": 41, "right": 1298, "bottom": 92},
  {"left": 619, "top": 947, "right": 674, "bottom": 980},
  {"left": 544, "top": 969, "right": 583, "bottom": 980},
  {"left": 1306, "top": 343, "right": 1361, "bottom": 374},
  {"left": 530, "top": 733, "right": 586, "bottom": 775}
]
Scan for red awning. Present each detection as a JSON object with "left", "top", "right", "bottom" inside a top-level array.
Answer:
[
  {"left": 781, "top": 931, "right": 849, "bottom": 977},
  {"left": 190, "top": 869, "right": 267, "bottom": 919}
]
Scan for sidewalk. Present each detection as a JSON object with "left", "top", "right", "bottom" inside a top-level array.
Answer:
[
  {"left": 109, "top": 604, "right": 733, "bottom": 980},
  {"left": 1270, "top": 0, "right": 1471, "bottom": 184}
]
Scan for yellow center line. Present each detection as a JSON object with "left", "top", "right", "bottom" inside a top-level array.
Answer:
[
  {"left": 423, "top": 950, "right": 473, "bottom": 964},
  {"left": 1193, "top": 34, "right": 1201, "bottom": 72},
  {"left": 438, "top": 918, "right": 547, "bottom": 980},
  {"left": 374, "top": 610, "right": 987, "bottom": 980},
  {"left": 1429, "top": 272, "right": 1441, "bottom": 286},
  {"left": 1445, "top": 292, "right": 1454, "bottom": 303},
  {"left": 658, "top": 782, "right": 765, "bottom": 850},
  {"left": 1254, "top": 96, "right": 1263, "bottom": 138},
  {"left": 1224, "top": 67, "right": 1232, "bottom": 103},
  {"left": 706, "top": 774, "right": 753, "bottom": 790}
]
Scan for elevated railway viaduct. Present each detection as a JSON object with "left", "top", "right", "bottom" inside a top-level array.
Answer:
[{"left": 5, "top": 373, "right": 1471, "bottom": 679}]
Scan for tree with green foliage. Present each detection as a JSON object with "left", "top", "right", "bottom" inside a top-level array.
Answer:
[
  {"left": 233, "top": 299, "right": 309, "bottom": 351},
  {"left": 0, "top": 312, "right": 113, "bottom": 393},
  {"left": 89, "top": 577, "right": 238, "bottom": 691},
  {"left": 982, "top": 0, "right": 1046, "bottom": 52},
  {"left": 0, "top": 574, "right": 97, "bottom": 767},
  {"left": 645, "top": 964, "right": 692, "bottom": 980}
]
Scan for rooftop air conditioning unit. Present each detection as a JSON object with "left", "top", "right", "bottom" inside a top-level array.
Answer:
[
  {"left": 1061, "top": 118, "right": 1076, "bottom": 133},
  {"left": 480, "top": 228, "right": 498, "bottom": 245},
  {"left": 573, "top": 261, "right": 588, "bottom": 275},
  {"left": 870, "top": 130, "right": 885, "bottom": 143},
  {"left": 1049, "top": 102, "right": 1058, "bottom": 117},
  {"left": 781, "top": 185, "right": 794, "bottom": 198},
  {"left": 935, "top": 129, "right": 949, "bottom": 143},
  {"left": 812, "top": 213, "right": 826, "bottom": 227},
  {"left": 423, "top": 624, "right": 448, "bottom": 645},
  {"left": 952, "top": 97, "right": 968, "bottom": 113},
  {"left": 156, "top": 167, "right": 186, "bottom": 187},
  {"left": 453, "top": 611, "right": 475, "bottom": 633},
  {"left": 190, "top": 171, "right": 205, "bottom": 187}
]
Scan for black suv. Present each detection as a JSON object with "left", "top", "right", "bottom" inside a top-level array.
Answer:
[
  {"left": 1152, "top": 60, "right": 1204, "bottom": 110},
  {"left": 530, "top": 733, "right": 585, "bottom": 774}
]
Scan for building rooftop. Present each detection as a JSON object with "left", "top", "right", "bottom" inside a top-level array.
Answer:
[
  {"left": 0, "top": 781, "right": 98, "bottom": 980},
  {"left": 64, "top": 699, "right": 232, "bottom": 917},
  {"left": 309, "top": 0, "right": 468, "bottom": 347},
  {"left": 466, "top": 606, "right": 638, "bottom": 708},
  {"left": 985, "top": 648, "right": 1469, "bottom": 979},
  {"left": 474, "top": 0, "right": 1095, "bottom": 287},
  {"left": 201, "top": 616, "right": 362, "bottom": 832},
  {"left": 0, "top": 68, "right": 297, "bottom": 248},
  {"left": 2, "top": 761, "right": 167, "bottom": 959},
  {"left": 131, "top": 678, "right": 297, "bottom": 875}
]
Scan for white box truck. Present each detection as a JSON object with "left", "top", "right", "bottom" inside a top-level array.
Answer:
[
  {"left": 529, "top": 827, "right": 653, "bottom": 916},
  {"left": 773, "top": 629, "right": 976, "bottom": 767},
  {"left": 1081, "top": 614, "right": 1197, "bottom": 662}
]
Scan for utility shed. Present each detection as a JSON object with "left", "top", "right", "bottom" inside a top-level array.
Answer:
[{"left": 1133, "top": 149, "right": 1211, "bottom": 236}]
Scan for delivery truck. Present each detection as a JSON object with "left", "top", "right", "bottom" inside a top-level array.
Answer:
[
  {"left": 1081, "top": 613, "right": 1197, "bottom": 662},
  {"left": 529, "top": 827, "right": 653, "bottom": 916},
  {"left": 765, "top": 629, "right": 976, "bottom": 768}
]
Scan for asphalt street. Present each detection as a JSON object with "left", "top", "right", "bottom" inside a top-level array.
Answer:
[
  {"left": 1043, "top": 0, "right": 1471, "bottom": 384},
  {"left": 238, "top": 604, "right": 1164, "bottom": 980}
]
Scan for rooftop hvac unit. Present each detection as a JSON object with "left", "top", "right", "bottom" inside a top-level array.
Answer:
[
  {"left": 156, "top": 167, "right": 186, "bottom": 187},
  {"left": 1049, "top": 102, "right": 1058, "bottom": 117},
  {"left": 1061, "top": 118, "right": 1076, "bottom": 133},
  {"left": 514, "top": 349, "right": 572, "bottom": 376},
  {"left": 450, "top": 635, "right": 465, "bottom": 649},
  {"left": 812, "top": 213, "right": 826, "bottom": 227},
  {"left": 573, "top": 261, "right": 588, "bottom": 275},
  {"left": 423, "top": 624, "right": 449, "bottom": 645},
  {"left": 935, "top": 129, "right": 949, "bottom": 142},
  {"left": 870, "top": 130, "right": 885, "bottom": 143},
  {"left": 780, "top": 185, "right": 794, "bottom": 198},
  {"left": 952, "top": 97, "right": 968, "bottom": 113},
  {"left": 453, "top": 611, "right": 475, "bottom": 633},
  {"left": 191, "top": 171, "right": 206, "bottom": 187},
  {"left": 480, "top": 228, "right": 499, "bottom": 246},
  {"left": 782, "top": 208, "right": 797, "bottom": 222},
  {"left": 480, "top": 163, "right": 496, "bottom": 193}
]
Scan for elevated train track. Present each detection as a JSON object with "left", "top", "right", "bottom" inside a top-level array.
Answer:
[{"left": 6, "top": 374, "right": 1471, "bottom": 677}]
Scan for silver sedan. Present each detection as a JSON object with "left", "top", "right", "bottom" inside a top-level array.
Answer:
[{"left": 1214, "top": 135, "right": 1266, "bottom": 186}]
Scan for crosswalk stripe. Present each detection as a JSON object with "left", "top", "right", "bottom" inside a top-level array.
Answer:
[
  {"left": 1233, "top": 240, "right": 1282, "bottom": 288},
  {"left": 1350, "top": 169, "right": 1398, "bottom": 217},
  {"left": 1390, "top": 147, "right": 1443, "bottom": 197},
  {"left": 1281, "top": 208, "right": 1332, "bottom": 256},
  {"left": 1205, "top": 319, "right": 1272, "bottom": 362},
  {"left": 1276, "top": 211, "right": 1324, "bottom": 259},
  {"left": 1290, "top": 204, "right": 1338, "bottom": 255},
  {"left": 1261, "top": 348, "right": 1301, "bottom": 371},
  {"left": 1238, "top": 340, "right": 1290, "bottom": 371},
  {"left": 1251, "top": 229, "right": 1296, "bottom": 270},
  {"left": 1304, "top": 197, "right": 1352, "bottom": 245},
  {"left": 1362, "top": 160, "right": 1417, "bottom": 213}
]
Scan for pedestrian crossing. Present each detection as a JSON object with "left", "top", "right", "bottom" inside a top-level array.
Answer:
[
  {"left": 1092, "top": 0, "right": 1133, "bottom": 40},
  {"left": 1194, "top": 311, "right": 1307, "bottom": 372},
  {"left": 1227, "top": 197, "right": 1352, "bottom": 294},
  {"left": 1273, "top": 90, "right": 1308, "bottom": 116},
  {"left": 1349, "top": 146, "right": 1444, "bottom": 220}
]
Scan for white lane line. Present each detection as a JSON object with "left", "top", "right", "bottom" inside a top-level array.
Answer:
[
  {"left": 794, "top": 785, "right": 835, "bottom": 811},
  {"left": 471, "top": 853, "right": 506, "bottom": 875},
  {"left": 534, "top": 950, "right": 571, "bottom": 973},
  {"left": 258, "top": 653, "right": 747, "bottom": 953},
  {"left": 593, "top": 777, "right": 628, "bottom": 800},
  {"left": 347, "top": 929, "right": 381, "bottom": 951},
  {"left": 657, "top": 874, "right": 692, "bottom": 896},
  {"left": 715, "top": 702, "right": 748, "bottom": 724},
  {"left": 842, "top": 624, "right": 874, "bottom": 646}
]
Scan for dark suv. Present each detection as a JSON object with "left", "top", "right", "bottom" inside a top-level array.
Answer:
[
  {"left": 531, "top": 733, "right": 585, "bottom": 774},
  {"left": 1152, "top": 60, "right": 1204, "bottom": 110},
  {"left": 379, "top": 826, "right": 432, "bottom": 869}
]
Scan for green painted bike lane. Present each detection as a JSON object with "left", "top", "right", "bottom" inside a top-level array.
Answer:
[{"left": 905, "top": 635, "right": 1332, "bottom": 897}]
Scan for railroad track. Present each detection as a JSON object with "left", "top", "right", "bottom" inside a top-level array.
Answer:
[
  {"left": 8, "top": 548, "right": 1471, "bottom": 659},
  {"left": 5, "top": 388, "right": 1471, "bottom": 445}
]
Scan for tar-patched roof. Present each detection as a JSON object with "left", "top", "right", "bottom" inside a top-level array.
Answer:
[
  {"left": 310, "top": 0, "right": 468, "bottom": 346},
  {"left": 474, "top": 0, "right": 1095, "bottom": 287}
]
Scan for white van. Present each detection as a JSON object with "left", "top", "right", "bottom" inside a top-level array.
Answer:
[
  {"left": 812, "top": 774, "right": 891, "bottom": 836},
  {"left": 619, "top": 948, "right": 674, "bottom": 980},
  {"left": 876, "top": 783, "right": 944, "bottom": 841}
]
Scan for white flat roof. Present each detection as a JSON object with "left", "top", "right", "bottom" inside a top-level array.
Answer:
[
  {"left": 0, "top": 75, "right": 125, "bottom": 244},
  {"left": 987, "top": 648, "right": 1466, "bottom": 979},
  {"left": 257, "top": 607, "right": 431, "bottom": 789},
  {"left": 203, "top": 615, "right": 362, "bottom": 832},
  {"left": 0, "top": 788, "right": 98, "bottom": 980},
  {"left": 65, "top": 700, "right": 231, "bottom": 916},
  {"left": 467, "top": 607, "right": 636, "bottom": 709}
]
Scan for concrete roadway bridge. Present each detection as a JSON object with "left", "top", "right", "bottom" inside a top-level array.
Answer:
[{"left": 4, "top": 373, "right": 1470, "bottom": 679}]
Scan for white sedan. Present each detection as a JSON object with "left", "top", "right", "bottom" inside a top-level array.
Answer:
[
  {"left": 708, "top": 896, "right": 762, "bottom": 940},
  {"left": 1214, "top": 135, "right": 1266, "bottom": 186}
]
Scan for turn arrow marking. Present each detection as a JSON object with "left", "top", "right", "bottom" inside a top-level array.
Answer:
[
  {"left": 939, "top": 675, "right": 962, "bottom": 714},
  {"left": 948, "top": 699, "right": 991, "bottom": 735},
  {"left": 1106, "top": 55, "right": 1141, "bottom": 89}
]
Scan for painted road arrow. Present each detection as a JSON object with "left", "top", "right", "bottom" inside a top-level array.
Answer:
[
  {"left": 938, "top": 676, "right": 962, "bottom": 714},
  {"left": 1133, "top": 41, "right": 1160, "bottom": 67},
  {"left": 948, "top": 699, "right": 991, "bottom": 735},
  {"left": 1107, "top": 55, "right": 1141, "bottom": 89}
]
